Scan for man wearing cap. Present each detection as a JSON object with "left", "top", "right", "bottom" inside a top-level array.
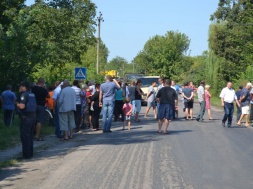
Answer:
[
  {"left": 1, "top": 85, "right": 17, "bottom": 126},
  {"left": 220, "top": 82, "right": 240, "bottom": 127},
  {"left": 16, "top": 81, "right": 37, "bottom": 159},
  {"left": 237, "top": 83, "right": 252, "bottom": 127}
]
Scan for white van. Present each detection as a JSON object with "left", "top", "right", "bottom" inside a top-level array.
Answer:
[{"left": 138, "top": 76, "right": 160, "bottom": 105}]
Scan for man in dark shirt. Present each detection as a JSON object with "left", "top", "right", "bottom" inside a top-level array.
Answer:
[
  {"left": 16, "top": 81, "right": 36, "bottom": 159},
  {"left": 156, "top": 79, "right": 178, "bottom": 134},
  {"left": 31, "top": 78, "right": 49, "bottom": 141},
  {"left": 182, "top": 82, "right": 194, "bottom": 120},
  {"left": 235, "top": 85, "right": 243, "bottom": 121},
  {"left": 237, "top": 83, "right": 252, "bottom": 126}
]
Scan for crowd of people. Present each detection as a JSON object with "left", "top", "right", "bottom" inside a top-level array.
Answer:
[{"left": 1, "top": 75, "right": 253, "bottom": 159}]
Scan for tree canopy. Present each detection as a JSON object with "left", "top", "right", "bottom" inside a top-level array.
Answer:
[
  {"left": 210, "top": 0, "right": 253, "bottom": 82},
  {"left": 133, "top": 31, "right": 190, "bottom": 78},
  {"left": 0, "top": 0, "right": 97, "bottom": 90}
]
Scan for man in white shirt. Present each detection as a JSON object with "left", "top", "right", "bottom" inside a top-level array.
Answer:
[
  {"left": 196, "top": 81, "right": 206, "bottom": 122},
  {"left": 71, "top": 80, "right": 82, "bottom": 132},
  {"left": 52, "top": 81, "right": 63, "bottom": 138},
  {"left": 219, "top": 82, "right": 240, "bottom": 127},
  {"left": 144, "top": 81, "right": 157, "bottom": 118}
]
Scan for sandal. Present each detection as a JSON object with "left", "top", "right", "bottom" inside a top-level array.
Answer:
[{"left": 157, "top": 131, "right": 162, "bottom": 134}]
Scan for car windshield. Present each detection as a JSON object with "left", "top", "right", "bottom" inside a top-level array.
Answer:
[
  {"left": 139, "top": 78, "right": 159, "bottom": 87},
  {"left": 125, "top": 74, "right": 143, "bottom": 80}
]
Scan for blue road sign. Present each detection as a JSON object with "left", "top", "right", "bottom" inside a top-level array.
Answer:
[{"left": 75, "top": 68, "right": 86, "bottom": 80}]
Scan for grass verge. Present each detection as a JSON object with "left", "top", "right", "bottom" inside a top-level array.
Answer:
[
  {"left": 0, "top": 159, "right": 18, "bottom": 168},
  {"left": 210, "top": 96, "right": 221, "bottom": 108},
  {"left": 0, "top": 113, "right": 55, "bottom": 150}
]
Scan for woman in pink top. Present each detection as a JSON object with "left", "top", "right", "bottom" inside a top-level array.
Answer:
[
  {"left": 205, "top": 85, "right": 213, "bottom": 120},
  {"left": 122, "top": 98, "right": 133, "bottom": 130}
]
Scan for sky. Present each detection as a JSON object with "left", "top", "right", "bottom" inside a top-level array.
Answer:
[{"left": 25, "top": 0, "right": 219, "bottom": 62}]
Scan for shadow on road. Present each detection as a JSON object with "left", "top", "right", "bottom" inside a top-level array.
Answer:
[
  {"left": 168, "top": 130, "right": 192, "bottom": 135},
  {"left": 0, "top": 113, "right": 195, "bottom": 184}
]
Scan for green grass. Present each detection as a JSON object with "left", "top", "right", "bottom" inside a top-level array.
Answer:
[
  {"left": 194, "top": 94, "right": 221, "bottom": 109},
  {"left": 0, "top": 116, "right": 20, "bottom": 150},
  {"left": 0, "top": 113, "right": 55, "bottom": 150},
  {"left": 0, "top": 159, "right": 18, "bottom": 168},
  {"left": 210, "top": 96, "right": 221, "bottom": 108}
]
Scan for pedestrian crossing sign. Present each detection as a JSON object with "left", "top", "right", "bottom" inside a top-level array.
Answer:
[{"left": 75, "top": 68, "right": 86, "bottom": 80}]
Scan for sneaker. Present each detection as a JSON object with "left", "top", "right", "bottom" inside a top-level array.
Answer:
[{"left": 222, "top": 122, "right": 225, "bottom": 127}]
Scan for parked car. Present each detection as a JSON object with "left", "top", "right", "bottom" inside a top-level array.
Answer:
[{"left": 124, "top": 73, "right": 144, "bottom": 82}]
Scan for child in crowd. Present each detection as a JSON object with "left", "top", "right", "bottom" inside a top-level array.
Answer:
[{"left": 122, "top": 98, "right": 133, "bottom": 130}]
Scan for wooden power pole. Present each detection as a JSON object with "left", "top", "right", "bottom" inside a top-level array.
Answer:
[{"left": 96, "top": 12, "right": 103, "bottom": 74}]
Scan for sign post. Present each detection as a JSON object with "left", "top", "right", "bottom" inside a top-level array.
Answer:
[{"left": 74, "top": 68, "right": 86, "bottom": 80}]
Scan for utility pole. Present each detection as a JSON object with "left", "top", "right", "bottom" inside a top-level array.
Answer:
[{"left": 96, "top": 12, "right": 104, "bottom": 74}]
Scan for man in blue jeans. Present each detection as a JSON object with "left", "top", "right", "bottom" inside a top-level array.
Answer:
[
  {"left": 219, "top": 82, "right": 240, "bottom": 127},
  {"left": 99, "top": 76, "right": 120, "bottom": 133}
]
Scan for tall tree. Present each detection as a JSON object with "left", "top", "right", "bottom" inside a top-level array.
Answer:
[
  {"left": 0, "top": 0, "right": 25, "bottom": 30},
  {"left": 134, "top": 31, "right": 190, "bottom": 77},
  {"left": 210, "top": 0, "right": 253, "bottom": 81},
  {"left": 32, "top": 42, "right": 109, "bottom": 84},
  {"left": 106, "top": 56, "right": 129, "bottom": 77},
  {"left": 0, "top": 0, "right": 97, "bottom": 90}
]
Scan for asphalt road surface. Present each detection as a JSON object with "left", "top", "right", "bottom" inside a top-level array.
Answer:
[{"left": 1, "top": 102, "right": 253, "bottom": 189}]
